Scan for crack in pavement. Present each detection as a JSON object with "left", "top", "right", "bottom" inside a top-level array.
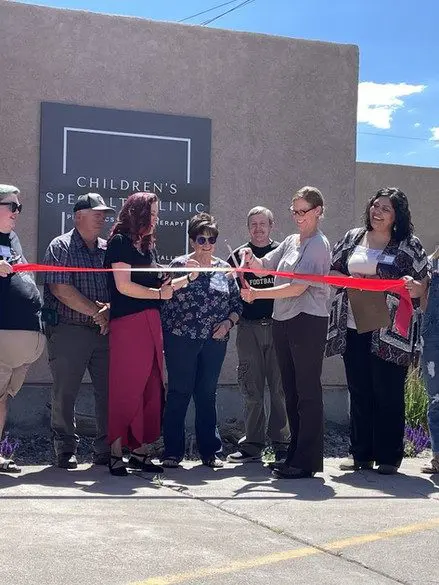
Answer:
[{"left": 154, "top": 477, "right": 432, "bottom": 585}]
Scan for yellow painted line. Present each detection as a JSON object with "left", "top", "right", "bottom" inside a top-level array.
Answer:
[
  {"left": 324, "top": 519, "right": 439, "bottom": 550},
  {"left": 131, "top": 518, "right": 439, "bottom": 585}
]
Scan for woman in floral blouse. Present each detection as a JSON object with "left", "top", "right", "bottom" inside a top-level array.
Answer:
[
  {"left": 161, "top": 213, "right": 242, "bottom": 468},
  {"left": 326, "top": 188, "right": 428, "bottom": 474}
]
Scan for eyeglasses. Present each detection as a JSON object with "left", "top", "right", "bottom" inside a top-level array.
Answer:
[
  {"left": 289, "top": 206, "right": 315, "bottom": 217},
  {"left": 0, "top": 202, "right": 22, "bottom": 214},
  {"left": 195, "top": 236, "right": 217, "bottom": 245}
]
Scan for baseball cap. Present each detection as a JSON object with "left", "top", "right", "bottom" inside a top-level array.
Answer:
[{"left": 73, "top": 193, "right": 115, "bottom": 213}]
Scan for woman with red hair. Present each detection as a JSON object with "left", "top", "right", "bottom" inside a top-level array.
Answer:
[{"left": 105, "top": 192, "right": 198, "bottom": 476}]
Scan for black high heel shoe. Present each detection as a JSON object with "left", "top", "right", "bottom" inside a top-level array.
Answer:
[
  {"left": 128, "top": 452, "right": 164, "bottom": 474},
  {"left": 109, "top": 455, "right": 128, "bottom": 477}
]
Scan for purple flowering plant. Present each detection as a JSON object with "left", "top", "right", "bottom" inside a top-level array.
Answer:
[
  {"left": 404, "top": 424, "right": 431, "bottom": 457},
  {"left": 404, "top": 367, "right": 430, "bottom": 457},
  {"left": 0, "top": 434, "right": 20, "bottom": 459}
]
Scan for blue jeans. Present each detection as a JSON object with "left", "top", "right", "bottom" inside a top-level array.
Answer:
[
  {"left": 162, "top": 332, "right": 227, "bottom": 462},
  {"left": 421, "top": 273, "right": 439, "bottom": 455}
]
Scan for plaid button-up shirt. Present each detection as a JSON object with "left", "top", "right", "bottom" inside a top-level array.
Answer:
[{"left": 44, "top": 228, "right": 109, "bottom": 325}]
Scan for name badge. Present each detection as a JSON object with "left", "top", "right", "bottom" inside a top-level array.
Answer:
[
  {"left": 379, "top": 254, "right": 395, "bottom": 265},
  {"left": 0, "top": 245, "right": 11, "bottom": 258}
]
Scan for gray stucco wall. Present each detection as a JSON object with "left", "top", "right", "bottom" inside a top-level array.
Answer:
[
  {"left": 0, "top": 0, "right": 358, "bottom": 386},
  {"left": 355, "top": 162, "right": 439, "bottom": 256}
]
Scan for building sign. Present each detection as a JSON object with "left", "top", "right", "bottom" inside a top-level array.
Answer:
[{"left": 38, "top": 102, "right": 211, "bottom": 263}]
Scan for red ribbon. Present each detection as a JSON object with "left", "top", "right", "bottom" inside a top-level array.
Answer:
[{"left": 13, "top": 263, "right": 413, "bottom": 337}]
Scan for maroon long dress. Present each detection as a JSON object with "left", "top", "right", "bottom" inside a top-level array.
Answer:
[
  {"left": 108, "top": 308, "right": 164, "bottom": 449},
  {"left": 105, "top": 233, "right": 164, "bottom": 450}
]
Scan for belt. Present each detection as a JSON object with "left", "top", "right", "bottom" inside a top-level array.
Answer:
[
  {"left": 58, "top": 317, "right": 99, "bottom": 329},
  {"left": 241, "top": 317, "right": 273, "bottom": 326}
]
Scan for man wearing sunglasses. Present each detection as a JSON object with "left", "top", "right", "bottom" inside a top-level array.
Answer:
[
  {"left": 43, "top": 193, "right": 115, "bottom": 469},
  {"left": 0, "top": 184, "right": 46, "bottom": 473},
  {"left": 226, "top": 207, "right": 290, "bottom": 464}
]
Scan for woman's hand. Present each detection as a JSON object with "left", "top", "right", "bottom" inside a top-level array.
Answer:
[
  {"left": 239, "top": 247, "right": 257, "bottom": 268},
  {"left": 186, "top": 258, "right": 200, "bottom": 281},
  {"left": 0, "top": 260, "right": 13, "bottom": 278},
  {"left": 161, "top": 274, "right": 172, "bottom": 285},
  {"left": 160, "top": 283, "right": 174, "bottom": 300},
  {"left": 241, "top": 287, "right": 256, "bottom": 303},
  {"left": 93, "top": 301, "right": 110, "bottom": 335},
  {"left": 402, "top": 275, "right": 425, "bottom": 298},
  {"left": 212, "top": 320, "right": 232, "bottom": 339}
]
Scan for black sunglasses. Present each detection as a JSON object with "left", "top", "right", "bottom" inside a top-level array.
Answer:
[
  {"left": 195, "top": 236, "right": 217, "bottom": 245},
  {"left": 0, "top": 202, "right": 22, "bottom": 214}
]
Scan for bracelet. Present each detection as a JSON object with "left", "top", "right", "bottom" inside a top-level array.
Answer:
[
  {"left": 227, "top": 318, "right": 235, "bottom": 329},
  {"left": 158, "top": 288, "right": 162, "bottom": 300},
  {"left": 187, "top": 273, "right": 194, "bottom": 283}
]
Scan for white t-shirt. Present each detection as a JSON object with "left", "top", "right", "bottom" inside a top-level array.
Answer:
[{"left": 347, "top": 245, "right": 381, "bottom": 330}]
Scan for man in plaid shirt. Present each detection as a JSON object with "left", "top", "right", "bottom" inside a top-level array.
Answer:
[{"left": 44, "top": 193, "right": 115, "bottom": 469}]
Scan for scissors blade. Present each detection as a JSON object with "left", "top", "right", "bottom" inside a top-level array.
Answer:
[{"left": 225, "top": 239, "right": 249, "bottom": 289}]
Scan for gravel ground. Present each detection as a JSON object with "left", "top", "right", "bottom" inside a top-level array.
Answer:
[{"left": 5, "top": 420, "right": 350, "bottom": 465}]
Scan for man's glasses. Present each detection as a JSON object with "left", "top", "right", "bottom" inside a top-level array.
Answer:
[
  {"left": 0, "top": 202, "right": 22, "bottom": 214},
  {"left": 195, "top": 236, "right": 217, "bottom": 245},
  {"left": 289, "top": 206, "right": 315, "bottom": 217}
]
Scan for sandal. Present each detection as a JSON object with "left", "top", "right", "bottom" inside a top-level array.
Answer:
[
  {"left": 202, "top": 457, "right": 224, "bottom": 468},
  {"left": 109, "top": 455, "right": 128, "bottom": 477},
  {"left": 161, "top": 457, "right": 180, "bottom": 468},
  {"left": 128, "top": 452, "right": 164, "bottom": 474},
  {"left": 0, "top": 457, "right": 21, "bottom": 473}
]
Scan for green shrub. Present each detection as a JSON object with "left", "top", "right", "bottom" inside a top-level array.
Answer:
[{"left": 405, "top": 367, "right": 429, "bottom": 431}]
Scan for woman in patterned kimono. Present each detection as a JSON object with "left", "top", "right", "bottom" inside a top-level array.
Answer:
[{"left": 326, "top": 188, "right": 429, "bottom": 475}]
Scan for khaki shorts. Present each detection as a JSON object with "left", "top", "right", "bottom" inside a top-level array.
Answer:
[{"left": 0, "top": 330, "right": 46, "bottom": 401}]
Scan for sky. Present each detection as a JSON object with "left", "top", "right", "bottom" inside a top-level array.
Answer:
[{"left": 11, "top": 0, "right": 439, "bottom": 168}]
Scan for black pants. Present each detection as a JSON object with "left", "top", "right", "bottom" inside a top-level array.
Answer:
[
  {"left": 343, "top": 329, "right": 408, "bottom": 467},
  {"left": 273, "top": 313, "right": 328, "bottom": 472}
]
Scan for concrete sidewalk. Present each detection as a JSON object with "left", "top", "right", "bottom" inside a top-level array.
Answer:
[{"left": 0, "top": 458, "right": 438, "bottom": 585}]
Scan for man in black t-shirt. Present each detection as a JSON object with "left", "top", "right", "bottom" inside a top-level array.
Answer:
[
  {"left": 227, "top": 207, "right": 290, "bottom": 463},
  {"left": 0, "top": 184, "right": 45, "bottom": 473}
]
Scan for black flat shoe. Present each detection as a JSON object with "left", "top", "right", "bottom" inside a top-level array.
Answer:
[
  {"left": 109, "top": 455, "right": 128, "bottom": 477},
  {"left": 339, "top": 458, "right": 374, "bottom": 471},
  {"left": 272, "top": 466, "right": 316, "bottom": 479},
  {"left": 267, "top": 460, "right": 287, "bottom": 471},
  {"left": 376, "top": 464, "right": 398, "bottom": 475},
  {"left": 128, "top": 452, "right": 164, "bottom": 474}
]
